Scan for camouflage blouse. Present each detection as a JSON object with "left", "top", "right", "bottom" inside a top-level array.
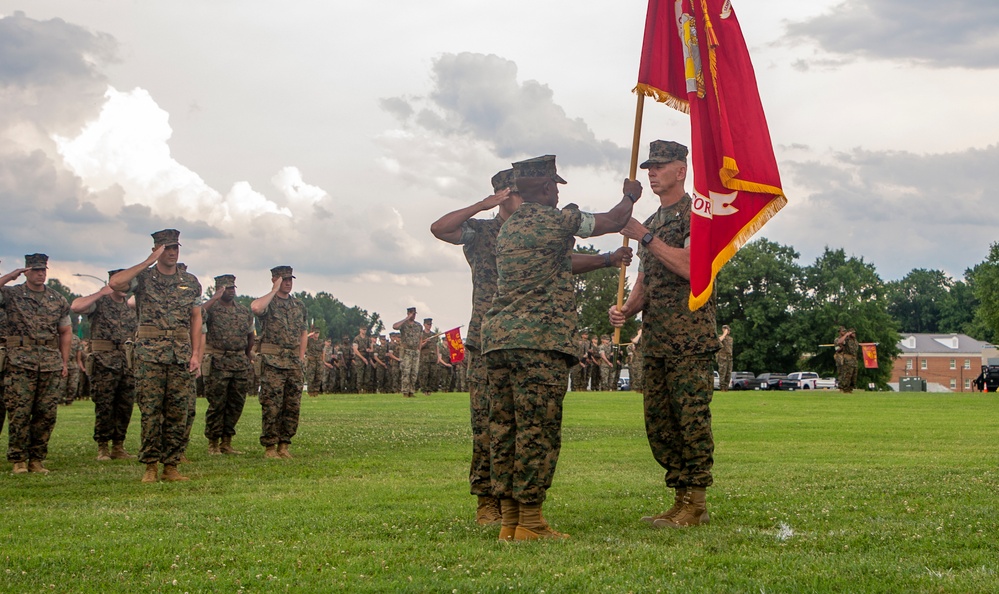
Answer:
[
  {"left": 637, "top": 195, "right": 717, "bottom": 358},
  {"left": 84, "top": 294, "right": 137, "bottom": 371},
  {"left": 0, "top": 284, "right": 71, "bottom": 372},
  {"left": 456, "top": 217, "right": 503, "bottom": 350},
  {"left": 398, "top": 320, "right": 421, "bottom": 353},
  {"left": 130, "top": 266, "right": 202, "bottom": 365},
  {"left": 256, "top": 295, "right": 307, "bottom": 370},
  {"left": 481, "top": 201, "right": 591, "bottom": 359},
  {"left": 204, "top": 301, "right": 253, "bottom": 372}
]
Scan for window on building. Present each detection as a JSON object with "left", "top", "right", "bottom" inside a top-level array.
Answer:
[
  {"left": 964, "top": 359, "right": 971, "bottom": 370},
  {"left": 921, "top": 359, "right": 927, "bottom": 370},
  {"left": 950, "top": 379, "right": 957, "bottom": 389},
  {"left": 950, "top": 359, "right": 956, "bottom": 370},
  {"left": 906, "top": 360, "right": 913, "bottom": 370},
  {"left": 965, "top": 379, "right": 971, "bottom": 389}
]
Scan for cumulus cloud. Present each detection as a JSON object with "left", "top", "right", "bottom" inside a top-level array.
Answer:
[
  {"left": 774, "top": 144, "right": 999, "bottom": 280},
  {"left": 377, "top": 52, "right": 628, "bottom": 200},
  {"left": 784, "top": 0, "right": 999, "bottom": 69}
]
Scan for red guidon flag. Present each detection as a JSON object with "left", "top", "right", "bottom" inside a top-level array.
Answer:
[
  {"left": 444, "top": 328, "right": 465, "bottom": 364},
  {"left": 636, "top": 0, "right": 787, "bottom": 310},
  {"left": 860, "top": 343, "right": 879, "bottom": 369}
]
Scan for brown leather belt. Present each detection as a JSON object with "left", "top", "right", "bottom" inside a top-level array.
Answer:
[
  {"left": 136, "top": 326, "right": 190, "bottom": 341},
  {"left": 6, "top": 336, "right": 57, "bottom": 348},
  {"left": 205, "top": 346, "right": 244, "bottom": 356}
]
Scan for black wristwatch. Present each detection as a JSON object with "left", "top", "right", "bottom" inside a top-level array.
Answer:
[
  {"left": 640, "top": 232, "right": 654, "bottom": 247},
  {"left": 625, "top": 192, "right": 638, "bottom": 203}
]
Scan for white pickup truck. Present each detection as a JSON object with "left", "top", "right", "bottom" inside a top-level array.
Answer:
[{"left": 787, "top": 371, "right": 819, "bottom": 390}]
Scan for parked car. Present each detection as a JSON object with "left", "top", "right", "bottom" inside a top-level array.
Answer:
[
  {"left": 730, "top": 371, "right": 764, "bottom": 390},
  {"left": 787, "top": 371, "right": 819, "bottom": 390},
  {"left": 713, "top": 371, "right": 720, "bottom": 390},
  {"left": 617, "top": 367, "right": 631, "bottom": 391},
  {"left": 815, "top": 377, "right": 838, "bottom": 389},
  {"left": 757, "top": 373, "right": 794, "bottom": 390}
]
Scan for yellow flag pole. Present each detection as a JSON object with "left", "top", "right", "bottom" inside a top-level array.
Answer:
[{"left": 614, "top": 92, "right": 645, "bottom": 345}]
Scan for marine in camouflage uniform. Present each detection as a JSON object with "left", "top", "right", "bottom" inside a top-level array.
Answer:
[
  {"left": 568, "top": 332, "right": 587, "bottom": 391},
  {"left": 202, "top": 274, "right": 254, "bottom": 455},
  {"left": 0, "top": 270, "right": 7, "bottom": 438},
  {"left": 351, "top": 327, "right": 370, "bottom": 393},
  {"left": 482, "top": 154, "right": 641, "bottom": 540},
  {"left": 716, "top": 325, "right": 733, "bottom": 391},
  {"left": 111, "top": 230, "right": 202, "bottom": 482},
  {"left": 387, "top": 333, "right": 402, "bottom": 393},
  {"left": 629, "top": 330, "right": 645, "bottom": 392},
  {"left": 251, "top": 265, "right": 307, "bottom": 459},
  {"left": 304, "top": 329, "right": 323, "bottom": 396},
  {"left": 0, "top": 254, "right": 72, "bottom": 474},
  {"left": 610, "top": 141, "right": 717, "bottom": 528},
  {"left": 598, "top": 335, "right": 614, "bottom": 391},
  {"left": 835, "top": 327, "right": 860, "bottom": 393},
  {"left": 393, "top": 307, "right": 422, "bottom": 397},
  {"left": 71, "top": 269, "right": 138, "bottom": 461},
  {"left": 417, "top": 318, "right": 438, "bottom": 394}
]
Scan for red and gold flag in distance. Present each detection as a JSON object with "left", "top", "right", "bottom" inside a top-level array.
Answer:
[
  {"left": 636, "top": 0, "right": 787, "bottom": 310},
  {"left": 445, "top": 327, "right": 465, "bottom": 364},
  {"left": 861, "top": 343, "right": 879, "bottom": 369}
]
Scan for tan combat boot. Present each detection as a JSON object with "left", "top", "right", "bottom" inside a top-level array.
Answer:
[
  {"left": 514, "top": 503, "right": 569, "bottom": 541},
  {"left": 110, "top": 441, "right": 136, "bottom": 459},
  {"left": 654, "top": 487, "right": 709, "bottom": 528},
  {"left": 161, "top": 464, "right": 190, "bottom": 482},
  {"left": 27, "top": 460, "right": 50, "bottom": 474},
  {"left": 220, "top": 436, "right": 243, "bottom": 455},
  {"left": 264, "top": 445, "right": 281, "bottom": 459},
  {"left": 141, "top": 462, "right": 159, "bottom": 483},
  {"left": 498, "top": 499, "right": 519, "bottom": 541},
  {"left": 207, "top": 438, "right": 221, "bottom": 455},
  {"left": 475, "top": 495, "right": 502, "bottom": 526},
  {"left": 277, "top": 443, "right": 293, "bottom": 459},
  {"left": 97, "top": 441, "right": 112, "bottom": 461},
  {"left": 178, "top": 453, "right": 190, "bottom": 464},
  {"left": 641, "top": 487, "right": 686, "bottom": 524},
  {"left": 12, "top": 461, "right": 29, "bottom": 474}
]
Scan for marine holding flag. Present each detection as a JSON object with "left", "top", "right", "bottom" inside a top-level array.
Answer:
[{"left": 610, "top": 140, "right": 718, "bottom": 528}]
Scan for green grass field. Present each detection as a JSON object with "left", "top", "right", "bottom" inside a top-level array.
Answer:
[{"left": 2, "top": 389, "right": 997, "bottom": 593}]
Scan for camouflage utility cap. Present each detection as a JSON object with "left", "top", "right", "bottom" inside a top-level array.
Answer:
[
  {"left": 214, "top": 274, "right": 237, "bottom": 290},
  {"left": 25, "top": 253, "right": 48, "bottom": 269},
  {"left": 424, "top": 318, "right": 433, "bottom": 324},
  {"left": 151, "top": 228, "right": 182, "bottom": 247},
  {"left": 512, "top": 155, "right": 567, "bottom": 184},
  {"left": 270, "top": 266, "right": 295, "bottom": 279},
  {"left": 640, "top": 140, "right": 688, "bottom": 169},
  {"left": 407, "top": 306, "right": 416, "bottom": 313},
  {"left": 491, "top": 168, "right": 518, "bottom": 192}
]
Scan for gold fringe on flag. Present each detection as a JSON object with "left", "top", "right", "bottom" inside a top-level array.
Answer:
[{"left": 633, "top": 83, "right": 690, "bottom": 114}]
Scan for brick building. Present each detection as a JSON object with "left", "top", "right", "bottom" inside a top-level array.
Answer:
[{"left": 892, "top": 333, "right": 995, "bottom": 392}]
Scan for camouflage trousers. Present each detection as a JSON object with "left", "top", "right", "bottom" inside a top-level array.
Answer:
[
  {"left": 204, "top": 369, "right": 248, "bottom": 440},
  {"left": 258, "top": 363, "right": 303, "bottom": 446},
  {"left": 388, "top": 362, "right": 401, "bottom": 393},
  {"left": 466, "top": 347, "right": 491, "bottom": 496},
  {"left": 717, "top": 357, "right": 733, "bottom": 391},
  {"left": 588, "top": 364, "right": 600, "bottom": 392},
  {"left": 643, "top": 355, "right": 714, "bottom": 488},
  {"left": 352, "top": 361, "right": 367, "bottom": 393},
  {"left": 400, "top": 351, "right": 419, "bottom": 395},
  {"left": 486, "top": 348, "right": 570, "bottom": 505},
  {"left": 839, "top": 356, "right": 858, "bottom": 393},
  {"left": 3, "top": 365, "right": 61, "bottom": 462},
  {"left": 0, "top": 369, "right": 6, "bottom": 437},
  {"left": 631, "top": 355, "right": 644, "bottom": 391},
  {"left": 599, "top": 363, "right": 614, "bottom": 391},
  {"left": 134, "top": 360, "right": 194, "bottom": 465},
  {"left": 91, "top": 363, "right": 135, "bottom": 443},
  {"left": 568, "top": 363, "right": 584, "bottom": 391},
  {"left": 418, "top": 356, "right": 437, "bottom": 393},
  {"left": 60, "top": 366, "right": 81, "bottom": 404},
  {"left": 305, "top": 357, "right": 322, "bottom": 394}
]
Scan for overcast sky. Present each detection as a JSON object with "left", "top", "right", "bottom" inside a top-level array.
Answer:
[{"left": 2, "top": 0, "right": 998, "bottom": 333}]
